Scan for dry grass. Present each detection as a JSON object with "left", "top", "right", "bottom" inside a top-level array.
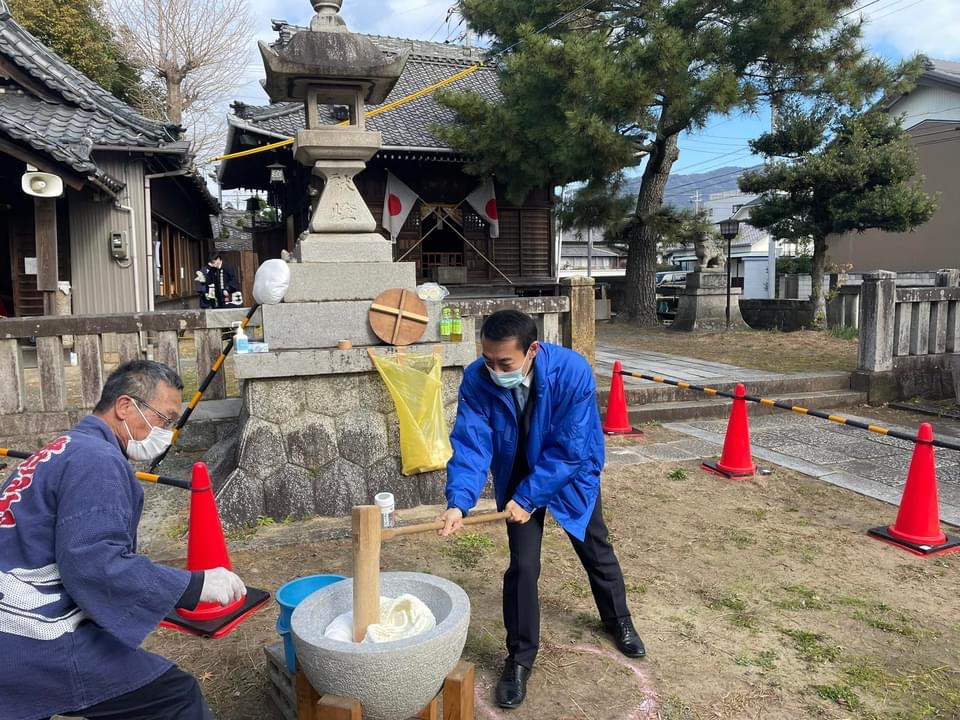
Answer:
[
  {"left": 598, "top": 324, "right": 858, "bottom": 374},
  {"left": 145, "top": 450, "right": 960, "bottom": 720}
]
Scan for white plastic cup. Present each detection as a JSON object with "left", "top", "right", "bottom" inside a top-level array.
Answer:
[{"left": 374, "top": 492, "right": 397, "bottom": 529}]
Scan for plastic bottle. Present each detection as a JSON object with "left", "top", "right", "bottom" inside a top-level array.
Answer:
[
  {"left": 450, "top": 307, "right": 462, "bottom": 342},
  {"left": 374, "top": 492, "right": 397, "bottom": 529},
  {"left": 440, "top": 306, "right": 452, "bottom": 341},
  {"left": 233, "top": 321, "right": 250, "bottom": 354}
]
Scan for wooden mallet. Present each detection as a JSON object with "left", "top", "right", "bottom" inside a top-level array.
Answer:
[{"left": 351, "top": 506, "right": 511, "bottom": 642}]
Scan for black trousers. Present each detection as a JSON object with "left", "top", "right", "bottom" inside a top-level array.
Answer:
[
  {"left": 53, "top": 666, "right": 213, "bottom": 720},
  {"left": 503, "top": 491, "right": 630, "bottom": 669}
]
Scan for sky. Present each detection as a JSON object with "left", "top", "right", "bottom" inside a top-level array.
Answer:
[{"left": 219, "top": 0, "right": 960, "bottom": 200}]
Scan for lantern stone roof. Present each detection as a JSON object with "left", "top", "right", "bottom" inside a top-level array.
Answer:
[{"left": 223, "top": 28, "right": 499, "bottom": 175}]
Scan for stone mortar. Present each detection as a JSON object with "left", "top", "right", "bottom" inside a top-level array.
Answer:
[{"left": 291, "top": 572, "right": 470, "bottom": 720}]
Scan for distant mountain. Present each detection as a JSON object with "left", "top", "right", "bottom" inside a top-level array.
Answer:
[{"left": 621, "top": 165, "right": 762, "bottom": 209}]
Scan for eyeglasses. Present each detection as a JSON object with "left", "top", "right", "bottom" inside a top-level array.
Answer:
[{"left": 130, "top": 396, "right": 177, "bottom": 430}]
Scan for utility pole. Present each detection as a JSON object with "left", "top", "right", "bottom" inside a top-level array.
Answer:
[
  {"left": 586, "top": 226, "right": 593, "bottom": 278},
  {"left": 690, "top": 189, "right": 701, "bottom": 213}
]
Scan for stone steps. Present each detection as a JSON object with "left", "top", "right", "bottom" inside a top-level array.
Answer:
[
  {"left": 619, "top": 388, "right": 867, "bottom": 425},
  {"left": 596, "top": 371, "right": 852, "bottom": 406}
]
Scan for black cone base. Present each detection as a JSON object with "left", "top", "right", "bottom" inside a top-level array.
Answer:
[{"left": 160, "top": 587, "right": 270, "bottom": 639}]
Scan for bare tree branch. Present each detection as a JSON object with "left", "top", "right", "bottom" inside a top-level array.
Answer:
[{"left": 108, "top": 0, "right": 254, "bottom": 156}]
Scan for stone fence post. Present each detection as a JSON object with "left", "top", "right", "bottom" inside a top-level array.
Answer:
[
  {"left": 561, "top": 276, "right": 596, "bottom": 365},
  {"left": 936, "top": 268, "right": 960, "bottom": 288},
  {"left": 853, "top": 270, "right": 897, "bottom": 403}
]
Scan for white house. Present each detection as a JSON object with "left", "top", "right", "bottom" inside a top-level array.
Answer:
[
  {"left": 828, "top": 59, "right": 960, "bottom": 272},
  {"left": 558, "top": 227, "right": 627, "bottom": 279},
  {"left": 664, "top": 191, "right": 785, "bottom": 299}
]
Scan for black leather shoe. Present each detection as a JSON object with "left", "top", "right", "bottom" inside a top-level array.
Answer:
[
  {"left": 607, "top": 618, "right": 646, "bottom": 658},
  {"left": 495, "top": 659, "right": 531, "bottom": 708}
]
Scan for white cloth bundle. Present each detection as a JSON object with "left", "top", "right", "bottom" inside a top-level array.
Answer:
[
  {"left": 323, "top": 594, "right": 436, "bottom": 644},
  {"left": 252, "top": 259, "right": 291, "bottom": 305}
]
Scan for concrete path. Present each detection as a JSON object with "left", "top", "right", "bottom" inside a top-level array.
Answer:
[
  {"left": 596, "top": 345, "right": 783, "bottom": 385},
  {"left": 605, "top": 412, "right": 960, "bottom": 528}
]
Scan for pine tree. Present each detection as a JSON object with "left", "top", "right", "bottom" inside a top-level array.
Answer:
[
  {"left": 437, "top": 0, "right": 899, "bottom": 325},
  {"left": 739, "top": 105, "right": 937, "bottom": 326}
]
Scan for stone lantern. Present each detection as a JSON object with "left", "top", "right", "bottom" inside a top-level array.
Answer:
[{"left": 212, "top": 0, "right": 476, "bottom": 526}]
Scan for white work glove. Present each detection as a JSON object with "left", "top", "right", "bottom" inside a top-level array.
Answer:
[{"left": 199, "top": 567, "right": 246, "bottom": 606}]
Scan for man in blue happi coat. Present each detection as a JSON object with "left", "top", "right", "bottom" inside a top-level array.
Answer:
[
  {"left": 439, "top": 310, "right": 645, "bottom": 709},
  {"left": 0, "top": 361, "right": 246, "bottom": 720}
]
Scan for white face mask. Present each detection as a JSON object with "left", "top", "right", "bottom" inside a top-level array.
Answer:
[{"left": 124, "top": 403, "right": 174, "bottom": 461}]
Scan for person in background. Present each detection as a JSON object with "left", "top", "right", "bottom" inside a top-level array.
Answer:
[
  {"left": 0, "top": 360, "right": 246, "bottom": 720},
  {"left": 196, "top": 251, "right": 241, "bottom": 308},
  {"left": 439, "top": 310, "right": 645, "bottom": 710}
]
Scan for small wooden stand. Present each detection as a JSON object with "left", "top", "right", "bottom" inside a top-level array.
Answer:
[{"left": 295, "top": 661, "right": 475, "bottom": 720}]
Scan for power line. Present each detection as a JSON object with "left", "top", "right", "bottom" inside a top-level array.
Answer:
[
  {"left": 840, "top": 0, "right": 900, "bottom": 18},
  {"left": 871, "top": 0, "right": 925, "bottom": 21},
  {"left": 673, "top": 147, "right": 755, "bottom": 173},
  {"left": 665, "top": 165, "right": 758, "bottom": 194}
]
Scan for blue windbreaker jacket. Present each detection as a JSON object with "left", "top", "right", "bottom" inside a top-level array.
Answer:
[
  {"left": 0, "top": 416, "right": 192, "bottom": 720},
  {"left": 445, "top": 343, "right": 604, "bottom": 541}
]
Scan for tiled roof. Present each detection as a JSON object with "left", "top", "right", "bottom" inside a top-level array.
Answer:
[
  {"left": 562, "top": 244, "right": 625, "bottom": 258},
  {"left": 0, "top": 3, "right": 214, "bottom": 200},
  {"left": 920, "top": 59, "right": 960, "bottom": 91},
  {"left": 229, "top": 31, "right": 500, "bottom": 153},
  {"left": 0, "top": 2, "right": 175, "bottom": 143},
  {"left": 928, "top": 59, "right": 960, "bottom": 78},
  {"left": 211, "top": 207, "right": 254, "bottom": 252},
  {"left": 0, "top": 88, "right": 126, "bottom": 191}
]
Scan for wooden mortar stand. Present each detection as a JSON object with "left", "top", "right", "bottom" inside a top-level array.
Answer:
[{"left": 296, "top": 661, "right": 476, "bottom": 720}]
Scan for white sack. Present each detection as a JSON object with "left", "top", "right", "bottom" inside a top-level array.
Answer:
[{"left": 252, "top": 259, "right": 291, "bottom": 305}]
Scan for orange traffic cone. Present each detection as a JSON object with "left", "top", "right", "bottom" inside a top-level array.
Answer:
[
  {"left": 160, "top": 463, "right": 270, "bottom": 638},
  {"left": 868, "top": 423, "right": 960, "bottom": 557},
  {"left": 702, "top": 383, "right": 756, "bottom": 479},
  {"left": 603, "top": 361, "right": 643, "bottom": 437}
]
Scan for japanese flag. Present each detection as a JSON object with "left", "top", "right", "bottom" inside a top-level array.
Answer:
[
  {"left": 466, "top": 177, "right": 499, "bottom": 239},
  {"left": 382, "top": 171, "right": 419, "bottom": 242}
]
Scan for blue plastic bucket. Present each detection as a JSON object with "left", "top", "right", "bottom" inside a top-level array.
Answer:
[{"left": 276, "top": 574, "right": 345, "bottom": 672}]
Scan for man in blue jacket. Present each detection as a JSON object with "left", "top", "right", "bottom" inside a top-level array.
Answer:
[
  {"left": 439, "top": 310, "right": 644, "bottom": 709},
  {"left": 0, "top": 360, "right": 246, "bottom": 720}
]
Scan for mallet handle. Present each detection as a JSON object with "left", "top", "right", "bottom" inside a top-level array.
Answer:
[
  {"left": 352, "top": 506, "right": 382, "bottom": 643},
  {"left": 381, "top": 511, "right": 511, "bottom": 540}
]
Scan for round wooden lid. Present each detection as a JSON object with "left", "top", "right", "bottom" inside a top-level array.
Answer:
[{"left": 369, "top": 288, "right": 429, "bottom": 346}]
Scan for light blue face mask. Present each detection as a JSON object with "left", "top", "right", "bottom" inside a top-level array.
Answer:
[
  {"left": 488, "top": 348, "right": 532, "bottom": 389},
  {"left": 489, "top": 366, "right": 525, "bottom": 389}
]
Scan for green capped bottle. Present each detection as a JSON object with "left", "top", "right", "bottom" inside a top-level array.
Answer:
[
  {"left": 440, "top": 306, "right": 452, "bottom": 341},
  {"left": 450, "top": 307, "right": 462, "bottom": 342}
]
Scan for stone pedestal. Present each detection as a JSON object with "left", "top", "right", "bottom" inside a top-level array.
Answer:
[
  {"left": 210, "top": 264, "right": 477, "bottom": 527},
  {"left": 209, "top": 5, "right": 478, "bottom": 527},
  {"left": 670, "top": 271, "right": 748, "bottom": 331},
  {"left": 561, "top": 276, "right": 596, "bottom": 365}
]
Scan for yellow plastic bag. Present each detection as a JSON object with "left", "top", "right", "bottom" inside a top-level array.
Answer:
[{"left": 369, "top": 347, "right": 453, "bottom": 476}]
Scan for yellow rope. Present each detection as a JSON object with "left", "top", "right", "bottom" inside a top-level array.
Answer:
[{"left": 211, "top": 63, "right": 484, "bottom": 163}]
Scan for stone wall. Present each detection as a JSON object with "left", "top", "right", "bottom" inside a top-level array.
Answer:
[
  {"left": 739, "top": 299, "right": 815, "bottom": 331},
  {"left": 208, "top": 367, "right": 473, "bottom": 527},
  {"left": 892, "top": 355, "right": 956, "bottom": 402},
  {"left": 854, "top": 270, "right": 960, "bottom": 403}
]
